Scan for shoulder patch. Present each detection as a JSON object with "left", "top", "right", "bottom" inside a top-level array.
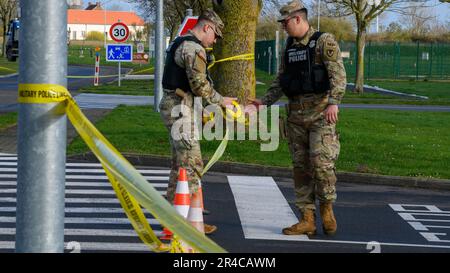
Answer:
[{"left": 321, "top": 34, "right": 339, "bottom": 62}]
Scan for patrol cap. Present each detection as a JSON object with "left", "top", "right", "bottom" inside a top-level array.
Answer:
[
  {"left": 277, "top": 0, "right": 307, "bottom": 22},
  {"left": 198, "top": 9, "right": 224, "bottom": 38}
]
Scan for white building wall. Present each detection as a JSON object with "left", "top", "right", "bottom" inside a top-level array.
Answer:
[{"left": 67, "top": 24, "right": 145, "bottom": 41}]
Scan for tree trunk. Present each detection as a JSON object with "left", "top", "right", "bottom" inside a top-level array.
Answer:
[
  {"left": 355, "top": 26, "right": 366, "bottom": 94},
  {"left": 211, "top": 0, "right": 262, "bottom": 104},
  {"left": 2, "top": 25, "right": 6, "bottom": 57}
]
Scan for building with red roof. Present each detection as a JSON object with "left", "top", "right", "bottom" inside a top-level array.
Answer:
[{"left": 67, "top": 6, "right": 145, "bottom": 42}]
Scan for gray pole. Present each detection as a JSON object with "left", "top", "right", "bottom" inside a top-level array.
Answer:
[
  {"left": 16, "top": 0, "right": 67, "bottom": 253},
  {"left": 186, "top": 9, "right": 193, "bottom": 16},
  {"left": 154, "top": 0, "right": 164, "bottom": 112}
]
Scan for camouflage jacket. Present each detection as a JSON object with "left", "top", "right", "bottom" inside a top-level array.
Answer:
[
  {"left": 261, "top": 27, "right": 346, "bottom": 106},
  {"left": 165, "top": 31, "right": 223, "bottom": 105}
]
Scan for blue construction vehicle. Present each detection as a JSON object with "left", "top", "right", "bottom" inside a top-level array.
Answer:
[{"left": 5, "top": 19, "right": 19, "bottom": 62}]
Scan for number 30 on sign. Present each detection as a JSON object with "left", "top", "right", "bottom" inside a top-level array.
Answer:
[{"left": 109, "top": 22, "right": 130, "bottom": 43}]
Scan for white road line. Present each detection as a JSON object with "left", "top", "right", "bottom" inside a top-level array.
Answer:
[
  {"left": 0, "top": 197, "right": 121, "bottom": 204},
  {"left": 0, "top": 181, "right": 168, "bottom": 188},
  {"left": 227, "top": 176, "right": 309, "bottom": 241},
  {"left": 0, "top": 174, "right": 169, "bottom": 180},
  {"left": 0, "top": 216, "right": 160, "bottom": 225},
  {"left": 229, "top": 176, "right": 450, "bottom": 249},
  {"left": 0, "top": 167, "right": 169, "bottom": 174},
  {"left": 399, "top": 213, "right": 450, "bottom": 222},
  {"left": 0, "top": 228, "right": 162, "bottom": 237},
  {"left": 0, "top": 241, "right": 155, "bottom": 252},
  {"left": 0, "top": 188, "right": 166, "bottom": 195},
  {"left": 0, "top": 207, "right": 130, "bottom": 214}
]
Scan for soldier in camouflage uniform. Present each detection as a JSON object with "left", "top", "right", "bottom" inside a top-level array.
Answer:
[
  {"left": 250, "top": 0, "right": 346, "bottom": 236},
  {"left": 159, "top": 9, "right": 235, "bottom": 235}
]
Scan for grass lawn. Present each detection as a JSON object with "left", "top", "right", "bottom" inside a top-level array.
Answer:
[
  {"left": 68, "top": 45, "right": 154, "bottom": 70},
  {"left": 67, "top": 105, "right": 450, "bottom": 179},
  {"left": 0, "top": 112, "right": 18, "bottom": 130},
  {"left": 255, "top": 70, "right": 450, "bottom": 106},
  {"left": 78, "top": 79, "right": 154, "bottom": 96},
  {"left": 0, "top": 57, "right": 19, "bottom": 75}
]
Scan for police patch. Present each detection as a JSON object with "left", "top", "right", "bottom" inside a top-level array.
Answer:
[{"left": 309, "top": 40, "right": 316, "bottom": 48}]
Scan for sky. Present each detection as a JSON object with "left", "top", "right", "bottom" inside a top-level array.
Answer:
[{"left": 95, "top": 0, "right": 449, "bottom": 31}]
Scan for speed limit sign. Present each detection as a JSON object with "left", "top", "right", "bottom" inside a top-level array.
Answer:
[{"left": 109, "top": 22, "right": 130, "bottom": 43}]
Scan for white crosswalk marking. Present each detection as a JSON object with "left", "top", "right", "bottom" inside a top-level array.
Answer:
[{"left": 0, "top": 153, "right": 170, "bottom": 253}]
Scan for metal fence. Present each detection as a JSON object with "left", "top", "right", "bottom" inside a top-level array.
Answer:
[{"left": 256, "top": 40, "right": 450, "bottom": 80}]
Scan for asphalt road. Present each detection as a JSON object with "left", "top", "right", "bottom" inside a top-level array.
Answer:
[
  {"left": 0, "top": 154, "right": 448, "bottom": 254},
  {"left": 0, "top": 65, "right": 130, "bottom": 112}
]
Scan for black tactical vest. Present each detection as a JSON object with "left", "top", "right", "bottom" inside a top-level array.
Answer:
[
  {"left": 279, "top": 32, "right": 330, "bottom": 97},
  {"left": 162, "top": 35, "right": 210, "bottom": 92}
]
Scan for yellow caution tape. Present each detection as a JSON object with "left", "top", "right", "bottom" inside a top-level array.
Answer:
[
  {"left": 18, "top": 83, "right": 226, "bottom": 253},
  {"left": 208, "top": 53, "right": 254, "bottom": 70}
]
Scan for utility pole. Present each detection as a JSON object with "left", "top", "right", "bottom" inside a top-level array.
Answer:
[
  {"left": 154, "top": 0, "right": 164, "bottom": 112},
  {"left": 16, "top": 0, "right": 67, "bottom": 253}
]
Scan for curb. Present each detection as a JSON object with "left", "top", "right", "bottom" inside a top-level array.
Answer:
[
  {"left": 68, "top": 152, "right": 450, "bottom": 191},
  {"left": 0, "top": 73, "right": 18, "bottom": 79}
]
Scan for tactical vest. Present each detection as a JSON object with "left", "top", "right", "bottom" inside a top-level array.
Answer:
[
  {"left": 279, "top": 32, "right": 330, "bottom": 98},
  {"left": 162, "top": 35, "right": 211, "bottom": 92}
]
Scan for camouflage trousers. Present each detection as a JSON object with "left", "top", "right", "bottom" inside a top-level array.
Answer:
[
  {"left": 159, "top": 91, "right": 204, "bottom": 204},
  {"left": 286, "top": 94, "right": 340, "bottom": 212}
]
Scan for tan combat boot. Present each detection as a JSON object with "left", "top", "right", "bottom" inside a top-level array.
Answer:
[
  {"left": 204, "top": 223, "right": 217, "bottom": 235},
  {"left": 320, "top": 202, "right": 337, "bottom": 235},
  {"left": 282, "top": 209, "right": 316, "bottom": 236}
]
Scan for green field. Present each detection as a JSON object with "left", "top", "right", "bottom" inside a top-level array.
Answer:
[
  {"left": 255, "top": 69, "right": 450, "bottom": 105},
  {"left": 67, "top": 105, "right": 450, "bottom": 179},
  {"left": 0, "top": 112, "right": 18, "bottom": 130},
  {"left": 78, "top": 79, "right": 154, "bottom": 96},
  {"left": 0, "top": 57, "right": 18, "bottom": 75}
]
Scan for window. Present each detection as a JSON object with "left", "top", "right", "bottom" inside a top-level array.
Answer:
[{"left": 73, "top": 31, "right": 77, "bottom": 40}]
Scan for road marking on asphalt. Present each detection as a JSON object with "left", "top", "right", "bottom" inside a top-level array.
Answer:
[
  {"left": 0, "top": 181, "right": 168, "bottom": 188},
  {"left": 0, "top": 228, "right": 163, "bottom": 237},
  {"left": 227, "top": 176, "right": 309, "bottom": 241},
  {"left": 229, "top": 177, "right": 450, "bottom": 250},
  {"left": 0, "top": 155, "right": 170, "bottom": 253},
  {"left": 0, "top": 188, "right": 166, "bottom": 196},
  {"left": 0, "top": 167, "right": 169, "bottom": 174},
  {"left": 390, "top": 204, "right": 450, "bottom": 244},
  {"left": 0, "top": 174, "right": 169, "bottom": 180},
  {"left": 0, "top": 216, "right": 160, "bottom": 225},
  {"left": 0, "top": 241, "right": 154, "bottom": 252}
]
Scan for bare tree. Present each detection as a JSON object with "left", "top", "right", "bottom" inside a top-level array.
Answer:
[
  {"left": 0, "top": 0, "right": 17, "bottom": 57},
  {"left": 400, "top": 6, "right": 435, "bottom": 37},
  {"left": 128, "top": 0, "right": 211, "bottom": 39},
  {"left": 324, "top": 0, "right": 435, "bottom": 93}
]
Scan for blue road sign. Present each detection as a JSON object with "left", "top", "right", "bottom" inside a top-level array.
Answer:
[{"left": 106, "top": 44, "right": 133, "bottom": 62}]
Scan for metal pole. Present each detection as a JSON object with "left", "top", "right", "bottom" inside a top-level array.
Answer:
[
  {"left": 154, "top": 0, "right": 164, "bottom": 112},
  {"left": 275, "top": 30, "right": 280, "bottom": 74},
  {"left": 16, "top": 0, "right": 67, "bottom": 253},
  {"left": 104, "top": 1, "right": 107, "bottom": 47},
  {"left": 186, "top": 9, "right": 193, "bottom": 17},
  {"left": 318, "top": 0, "right": 321, "bottom": 31},
  {"left": 118, "top": 61, "right": 121, "bottom": 87}
]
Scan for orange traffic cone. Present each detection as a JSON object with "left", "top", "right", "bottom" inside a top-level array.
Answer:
[
  {"left": 187, "top": 191, "right": 205, "bottom": 234},
  {"left": 161, "top": 168, "right": 190, "bottom": 240}
]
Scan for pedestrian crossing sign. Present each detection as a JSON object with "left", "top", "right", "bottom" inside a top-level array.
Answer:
[{"left": 106, "top": 44, "right": 133, "bottom": 62}]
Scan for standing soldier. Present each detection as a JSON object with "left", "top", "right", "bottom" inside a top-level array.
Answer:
[
  {"left": 250, "top": 0, "right": 346, "bottom": 236},
  {"left": 159, "top": 9, "right": 235, "bottom": 235}
]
